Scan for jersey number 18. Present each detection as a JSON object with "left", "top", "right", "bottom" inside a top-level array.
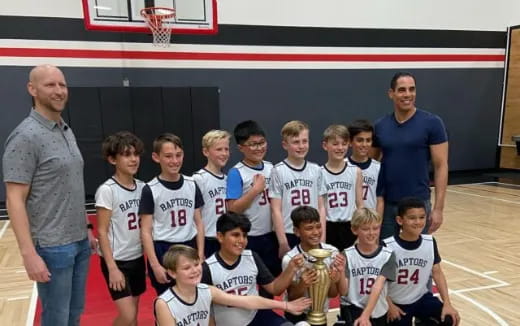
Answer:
[{"left": 170, "top": 209, "right": 187, "bottom": 227}]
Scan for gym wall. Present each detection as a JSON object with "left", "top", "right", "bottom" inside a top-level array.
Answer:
[{"left": 0, "top": 1, "right": 518, "bottom": 200}]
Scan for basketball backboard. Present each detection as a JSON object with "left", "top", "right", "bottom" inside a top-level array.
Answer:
[{"left": 82, "top": 0, "right": 217, "bottom": 34}]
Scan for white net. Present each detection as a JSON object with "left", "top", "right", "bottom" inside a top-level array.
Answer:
[{"left": 141, "top": 8, "right": 176, "bottom": 47}]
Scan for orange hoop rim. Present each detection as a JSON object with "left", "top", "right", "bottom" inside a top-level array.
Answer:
[{"left": 140, "top": 7, "right": 176, "bottom": 21}]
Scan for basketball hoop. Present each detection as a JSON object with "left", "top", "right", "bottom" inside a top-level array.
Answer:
[{"left": 140, "top": 7, "right": 176, "bottom": 47}]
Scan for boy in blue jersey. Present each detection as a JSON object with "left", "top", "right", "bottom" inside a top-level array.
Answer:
[
  {"left": 193, "top": 129, "right": 231, "bottom": 258},
  {"left": 226, "top": 120, "right": 280, "bottom": 278}
]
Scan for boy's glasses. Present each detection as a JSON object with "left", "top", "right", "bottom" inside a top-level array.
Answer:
[{"left": 242, "top": 141, "right": 267, "bottom": 149}]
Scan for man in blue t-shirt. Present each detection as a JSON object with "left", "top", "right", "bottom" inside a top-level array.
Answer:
[{"left": 373, "top": 72, "right": 448, "bottom": 239}]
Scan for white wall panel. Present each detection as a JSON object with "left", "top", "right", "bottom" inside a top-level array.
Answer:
[{"left": 1, "top": 0, "right": 520, "bottom": 31}]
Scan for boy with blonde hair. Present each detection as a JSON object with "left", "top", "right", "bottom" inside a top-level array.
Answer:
[
  {"left": 270, "top": 120, "right": 326, "bottom": 258},
  {"left": 193, "top": 129, "right": 231, "bottom": 257},
  {"left": 139, "top": 133, "right": 205, "bottom": 295},
  {"left": 321, "top": 124, "right": 363, "bottom": 251},
  {"left": 338, "top": 208, "right": 396, "bottom": 326}
]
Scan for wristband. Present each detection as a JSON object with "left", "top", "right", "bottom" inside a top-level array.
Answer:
[{"left": 87, "top": 223, "right": 94, "bottom": 230}]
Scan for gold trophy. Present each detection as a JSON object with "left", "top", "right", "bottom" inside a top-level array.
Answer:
[{"left": 306, "top": 248, "right": 332, "bottom": 325}]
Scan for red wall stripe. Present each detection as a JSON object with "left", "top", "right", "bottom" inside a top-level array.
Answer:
[{"left": 0, "top": 48, "right": 505, "bottom": 62}]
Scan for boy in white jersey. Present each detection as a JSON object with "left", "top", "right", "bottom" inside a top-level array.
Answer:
[
  {"left": 95, "top": 131, "right": 146, "bottom": 326},
  {"left": 338, "top": 208, "right": 396, "bottom": 326},
  {"left": 271, "top": 120, "right": 326, "bottom": 258},
  {"left": 226, "top": 120, "right": 280, "bottom": 278},
  {"left": 282, "top": 206, "right": 345, "bottom": 326},
  {"left": 321, "top": 124, "right": 363, "bottom": 251},
  {"left": 139, "top": 133, "right": 205, "bottom": 295},
  {"left": 193, "top": 130, "right": 231, "bottom": 257},
  {"left": 384, "top": 197, "right": 459, "bottom": 326},
  {"left": 155, "top": 244, "right": 311, "bottom": 326},
  {"left": 347, "top": 120, "right": 382, "bottom": 213},
  {"left": 201, "top": 212, "right": 309, "bottom": 326}
]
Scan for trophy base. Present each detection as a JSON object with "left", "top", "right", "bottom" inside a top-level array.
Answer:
[{"left": 306, "top": 311, "right": 327, "bottom": 325}]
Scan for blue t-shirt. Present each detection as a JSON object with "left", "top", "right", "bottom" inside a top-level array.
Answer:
[
  {"left": 374, "top": 109, "right": 447, "bottom": 202},
  {"left": 226, "top": 167, "right": 244, "bottom": 200}
]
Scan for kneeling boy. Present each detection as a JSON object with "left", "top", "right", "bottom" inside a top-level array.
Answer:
[
  {"left": 202, "top": 212, "right": 306, "bottom": 326},
  {"left": 282, "top": 206, "right": 344, "bottom": 326},
  {"left": 339, "top": 208, "right": 396, "bottom": 326},
  {"left": 384, "top": 197, "right": 460, "bottom": 326}
]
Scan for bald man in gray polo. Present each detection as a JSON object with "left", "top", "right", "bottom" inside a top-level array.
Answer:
[{"left": 3, "top": 65, "right": 95, "bottom": 326}]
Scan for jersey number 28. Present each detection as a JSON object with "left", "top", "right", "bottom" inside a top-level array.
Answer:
[{"left": 291, "top": 189, "right": 310, "bottom": 205}]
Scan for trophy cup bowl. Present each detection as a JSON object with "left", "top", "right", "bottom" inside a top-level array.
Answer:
[{"left": 306, "top": 248, "right": 332, "bottom": 325}]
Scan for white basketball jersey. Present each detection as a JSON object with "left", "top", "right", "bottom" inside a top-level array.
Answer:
[
  {"left": 147, "top": 176, "right": 198, "bottom": 242},
  {"left": 232, "top": 161, "right": 273, "bottom": 236},
  {"left": 269, "top": 161, "right": 324, "bottom": 234},
  {"left": 384, "top": 235, "right": 434, "bottom": 304},
  {"left": 342, "top": 245, "right": 394, "bottom": 318},
  {"left": 205, "top": 250, "right": 260, "bottom": 325},
  {"left": 156, "top": 283, "right": 212, "bottom": 326},
  {"left": 193, "top": 169, "right": 227, "bottom": 238},
  {"left": 95, "top": 178, "right": 145, "bottom": 261},
  {"left": 320, "top": 164, "right": 359, "bottom": 222},
  {"left": 282, "top": 243, "right": 338, "bottom": 312},
  {"left": 347, "top": 158, "right": 380, "bottom": 209}
]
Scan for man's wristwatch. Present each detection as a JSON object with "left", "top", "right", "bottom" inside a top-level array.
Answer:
[{"left": 87, "top": 223, "right": 94, "bottom": 230}]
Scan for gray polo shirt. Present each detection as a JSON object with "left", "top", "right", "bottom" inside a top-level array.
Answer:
[{"left": 3, "top": 109, "right": 87, "bottom": 247}]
